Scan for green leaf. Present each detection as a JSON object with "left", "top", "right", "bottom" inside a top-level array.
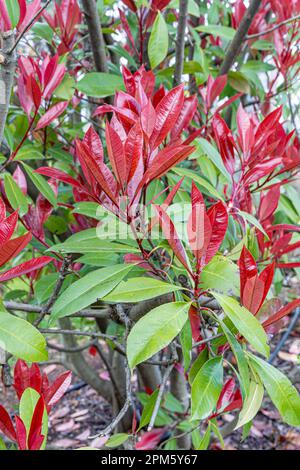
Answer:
[
  {"left": 196, "top": 138, "right": 231, "bottom": 182},
  {"left": 195, "top": 25, "right": 236, "bottom": 40},
  {"left": 148, "top": 12, "right": 169, "bottom": 69},
  {"left": 35, "top": 274, "right": 59, "bottom": 303},
  {"left": 138, "top": 389, "right": 159, "bottom": 431},
  {"left": 235, "top": 379, "right": 264, "bottom": 429},
  {"left": 0, "top": 311, "right": 48, "bottom": 361},
  {"left": 4, "top": 173, "right": 28, "bottom": 216},
  {"left": 218, "top": 318, "right": 250, "bottom": 397},
  {"left": 228, "top": 71, "right": 250, "bottom": 94},
  {"left": 238, "top": 210, "right": 269, "bottom": 239},
  {"left": 16, "top": 146, "right": 44, "bottom": 161},
  {"left": 172, "top": 167, "right": 224, "bottom": 201},
  {"left": 22, "top": 163, "right": 57, "bottom": 207},
  {"left": 212, "top": 292, "right": 270, "bottom": 358},
  {"left": 248, "top": 353, "right": 300, "bottom": 426},
  {"left": 196, "top": 424, "right": 211, "bottom": 450},
  {"left": 103, "top": 278, "right": 183, "bottom": 303},
  {"left": 201, "top": 256, "right": 240, "bottom": 295},
  {"left": 251, "top": 40, "right": 274, "bottom": 51},
  {"left": 191, "top": 356, "right": 223, "bottom": 420},
  {"left": 50, "top": 264, "right": 133, "bottom": 323},
  {"left": 105, "top": 433, "right": 129, "bottom": 448},
  {"left": 54, "top": 74, "right": 75, "bottom": 100},
  {"left": 241, "top": 60, "right": 275, "bottom": 73},
  {"left": 127, "top": 302, "right": 190, "bottom": 369},
  {"left": 76, "top": 73, "right": 124, "bottom": 98},
  {"left": 188, "top": 349, "right": 209, "bottom": 385},
  {"left": 6, "top": 0, "right": 20, "bottom": 28}
]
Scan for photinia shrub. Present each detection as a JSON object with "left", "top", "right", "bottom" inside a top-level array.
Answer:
[{"left": 0, "top": 0, "right": 299, "bottom": 451}]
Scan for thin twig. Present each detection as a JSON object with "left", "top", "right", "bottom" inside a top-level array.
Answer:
[
  {"left": 34, "top": 256, "right": 72, "bottom": 326},
  {"left": 245, "top": 14, "right": 300, "bottom": 40},
  {"left": 219, "top": 0, "right": 263, "bottom": 75},
  {"left": 9, "top": 0, "right": 54, "bottom": 55},
  {"left": 147, "top": 344, "right": 177, "bottom": 431}
]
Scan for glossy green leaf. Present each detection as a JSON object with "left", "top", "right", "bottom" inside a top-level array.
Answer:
[
  {"left": 248, "top": 353, "right": 300, "bottom": 426},
  {"left": 191, "top": 356, "right": 223, "bottom": 420},
  {"left": 127, "top": 302, "right": 190, "bottom": 369},
  {"left": 50, "top": 264, "right": 133, "bottom": 323},
  {"left": 76, "top": 73, "right": 124, "bottom": 98},
  {"left": 212, "top": 292, "right": 270, "bottom": 358},
  {"left": 235, "top": 379, "right": 264, "bottom": 429},
  {"left": 103, "top": 278, "right": 182, "bottom": 303},
  {"left": 105, "top": 433, "right": 129, "bottom": 448},
  {"left": 196, "top": 138, "right": 231, "bottom": 182},
  {"left": 218, "top": 318, "right": 250, "bottom": 397},
  {"left": 195, "top": 25, "right": 236, "bottom": 40},
  {"left": 138, "top": 390, "right": 159, "bottom": 431},
  {"left": 201, "top": 256, "right": 240, "bottom": 295},
  {"left": 22, "top": 163, "right": 57, "bottom": 207},
  {"left": 6, "top": 0, "right": 20, "bottom": 28},
  {"left": 4, "top": 173, "right": 28, "bottom": 216},
  {"left": 172, "top": 167, "right": 224, "bottom": 201},
  {"left": 148, "top": 12, "right": 169, "bottom": 69},
  {"left": 238, "top": 210, "right": 269, "bottom": 239},
  {"left": 0, "top": 311, "right": 48, "bottom": 361}
]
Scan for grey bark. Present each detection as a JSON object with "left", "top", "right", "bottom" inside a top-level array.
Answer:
[
  {"left": 0, "top": 31, "right": 16, "bottom": 147},
  {"left": 81, "top": 0, "right": 108, "bottom": 73},
  {"left": 219, "top": 0, "right": 262, "bottom": 75},
  {"left": 173, "top": 0, "right": 189, "bottom": 87}
]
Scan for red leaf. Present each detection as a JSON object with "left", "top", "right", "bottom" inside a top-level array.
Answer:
[
  {"left": 27, "top": 396, "right": 45, "bottom": 450},
  {"left": 154, "top": 205, "right": 189, "bottom": 271},
  {"left": 0, "top": 256, "right": 54, "bottom": 282},
  {"left": 170, "top": 95, "right": 197, "bottom": 139},
  {"left": 253, "top": 106, "right": 282, "bottom": 154},
  {"left": 141, "top": 100, "right": 156, "bottom": 138},
  {"left": 212, "top": 114, "right": 236, "bottom": 175},
  {"left": 187, "top": 183, "right": 212, "bottom": 269},
  {"left": 0, "top": 211, "right": 19, "bottom": 247},
  {"left": 136, "top": 428, "right": 166, "bottom": 450},
  {"left": 0, "top": 405, "right": 17, "bottom": 442},
  {"left": 263, "top": 299, "right": 300, "bottom": 329},
  {"left": 0, "top": 232, "right": 32, "bottom": 268},
  {"left": 239, "top": 246, "right": 257, "bottom": 295},
  {"left": 258, "top": 184, "right": 280, "bottom": 222},
  {"left": 125, "top": 121, "right": 143, "bottom": 183},
  {"left": 206, "top": 75, "right": 227, "bottom": 109},
  {"left": 188, "top": 305, "right": 201, "bottom": 342},
  {"left": 217, "top": 378, "right": 235, "bottom": 411},
  {"left": 36, "top": 167, "right": 86, "bottom": 191},
  {"left": 75, "top": 141, "right": 118, "bottom": 206},
  {"left": 0, "top": 198, "right": 6, "bottom": 222},
  {"left": 237, "top": 104, "right": 253, "bottom": 157},
  {"left": 0, "top": 0, "right": 11, "bottom": 30},
  {"left": 276, "top": 262, "right": 300, "bottom": 268},
  {"left": 141, "top": 144, "right": 195, "bottom": 188},
  {"left": 83, "top": 126, "right": 103, "bottom": 163},
  {"left": 149, "top": 84, "right": 185, "bottom": 149},
  {"left": 35, "top": 101, "right": 68, "bottom": 130},
  {"left": 205, "top": 201, "right": 228, "bottom": 265},
  {"left": 13, "top": 166, "right": 27, "bottom": 195},
  {"left": 15, "top": 416, "right": 27, "bottom": 450},
  {"left": 106, "top": 122, "right": 127, "bottom": 186},
  {"left": 44, "top": 371, "right": 72, "bottom": 409}
]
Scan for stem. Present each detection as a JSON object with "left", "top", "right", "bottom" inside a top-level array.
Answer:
[
  {"left": 219, "top": 0, "right": 263, "bottom": 75},
  {"left": 173, "top": 0, "right": 189, "bottom": 87}
]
